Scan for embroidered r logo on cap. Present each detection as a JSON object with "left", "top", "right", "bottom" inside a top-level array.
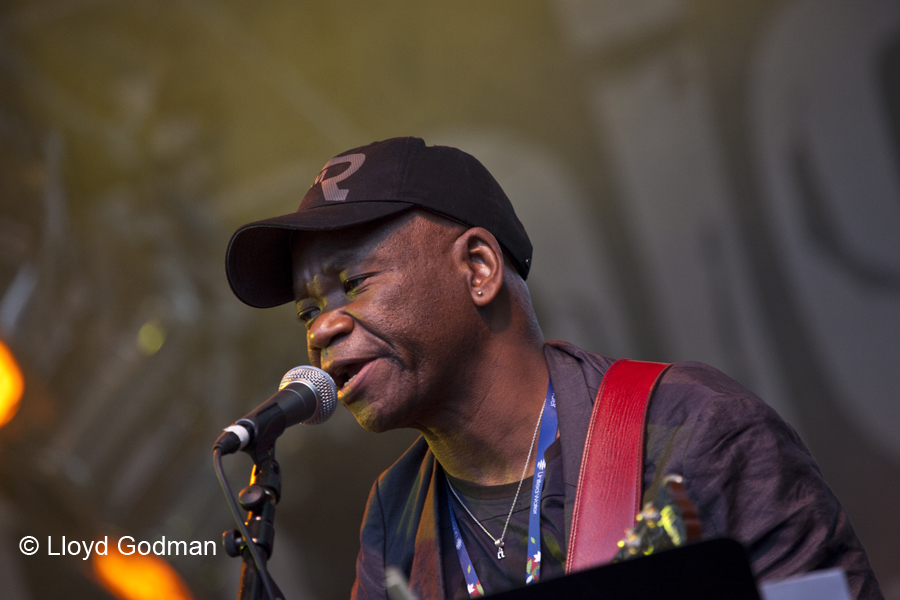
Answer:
[{"left": 313, "top": 153, "right": 366, "bottom": 202}]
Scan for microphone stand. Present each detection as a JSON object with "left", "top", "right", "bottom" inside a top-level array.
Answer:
[{"left": 222, "top": 443, "right": 285, "bottom": 600}]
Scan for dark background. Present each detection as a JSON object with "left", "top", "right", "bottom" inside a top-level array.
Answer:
[{"left": 0, "top": 1, "right": 898, "bottom": 598}]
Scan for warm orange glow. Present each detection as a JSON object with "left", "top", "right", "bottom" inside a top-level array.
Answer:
[
  {"left": 93, "top": 543, "right": 193, "bottom": 600},
  {"left": 0, "top": 338, "right": 24, "bottom": 428}
]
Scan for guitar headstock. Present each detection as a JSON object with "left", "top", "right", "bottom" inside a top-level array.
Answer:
[{"left": 613, "top": 474, "right": 702, "bottom": 562}]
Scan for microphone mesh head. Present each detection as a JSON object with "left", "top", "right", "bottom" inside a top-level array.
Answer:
[{"left": 279, "top": 366, "right": 338, "bottom": 425}]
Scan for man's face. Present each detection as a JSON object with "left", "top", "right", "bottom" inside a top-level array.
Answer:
[{"left": 291, "top": 211, "right": 475, "bottom": 432}]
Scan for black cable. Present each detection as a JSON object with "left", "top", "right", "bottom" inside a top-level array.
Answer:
[{"left": 213, "top": 448, "right": 278, "bottom": 600}]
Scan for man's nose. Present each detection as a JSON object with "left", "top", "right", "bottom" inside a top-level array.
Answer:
[{"left": 307, "top": 308, "right": 354, "bottom": 352}]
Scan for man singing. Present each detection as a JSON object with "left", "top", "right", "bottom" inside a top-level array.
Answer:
[{"left": 224, "top": 137, "right": 881, "bottom": 599}]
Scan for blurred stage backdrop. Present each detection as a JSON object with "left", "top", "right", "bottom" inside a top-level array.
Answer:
[{"left": 0, "top": 1, "right": 898, "bottom": 598}]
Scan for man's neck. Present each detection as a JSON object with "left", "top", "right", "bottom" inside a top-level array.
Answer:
[{"left": 418, "top": 341, "right": 551, "bottom": 487}]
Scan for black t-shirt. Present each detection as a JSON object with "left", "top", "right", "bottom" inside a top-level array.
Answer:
[{"left": 440, "top": 439, "right": 566, "bottom": 599}]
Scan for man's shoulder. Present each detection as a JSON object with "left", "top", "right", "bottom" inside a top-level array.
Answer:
[
  {"left": 661, "top": 360, "right": 762, "bottom": 398},
  {"left": 545, "top": 340, "right": 768, "bottom": 410},
  {"left": 545, "top": 341, "right": 789, "bottom": 442},
  {"left": 653, "top": 360, "right": 788, "bottom": 429}
]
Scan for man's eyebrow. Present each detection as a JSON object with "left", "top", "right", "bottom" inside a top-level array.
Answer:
[
  {"left": 321, "top": 249, "right": 360, "bottom": 273},
  {"left": 295, "top": 248, "right": 363, "bottom": 302}
]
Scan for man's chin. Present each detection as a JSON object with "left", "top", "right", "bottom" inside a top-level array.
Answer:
[{"left": 346, "top": 402, "right": 407, "bottom": 434}]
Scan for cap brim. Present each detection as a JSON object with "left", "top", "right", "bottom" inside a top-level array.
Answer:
[{"left": 226, "top": 201, "right": 416, "bottom": 308}]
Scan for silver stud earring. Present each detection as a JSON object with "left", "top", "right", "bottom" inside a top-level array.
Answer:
[{"left": 477, "top": 291, "right": 483, "bottom": 296}]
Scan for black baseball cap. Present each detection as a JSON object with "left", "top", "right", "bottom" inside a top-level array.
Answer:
[{"left": 225, "top": 136, "right": 533, "bottom": 308}]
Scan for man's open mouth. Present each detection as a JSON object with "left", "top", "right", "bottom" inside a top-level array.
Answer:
[{"left": 330, "top": 361, "right": 369, "bottom": 390}]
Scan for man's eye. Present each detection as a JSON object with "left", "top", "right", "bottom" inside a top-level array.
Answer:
[
  {"left": 297, "top": 307, "right": 319, "bottom": 326},
  {"left": 343, "top": 275, "right": 370, "bottom": 294}
]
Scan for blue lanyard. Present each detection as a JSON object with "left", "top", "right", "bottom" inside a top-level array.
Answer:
[{"left": 445, "top": 382, "right": 559, "bottom": 597}]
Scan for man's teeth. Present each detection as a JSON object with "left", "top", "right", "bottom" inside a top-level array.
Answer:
[{"left": 341, "top": 373, "right": 356, "bottom": 388}]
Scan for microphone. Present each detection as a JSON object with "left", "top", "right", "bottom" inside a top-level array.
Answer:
[{"left": 214, "top": 366, "right": 338, "bottom": 455}]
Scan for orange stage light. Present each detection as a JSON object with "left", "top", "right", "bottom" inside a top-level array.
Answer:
[
  {"left": 93, "top": 543, "right": 194, "bottom": 600},
  {"left": 0, "top": 338, "right": 24, "bottom": 428}
]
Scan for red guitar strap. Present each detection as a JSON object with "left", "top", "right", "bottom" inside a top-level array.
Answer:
[{"left": 565, "top": 358, "right": 672, "bottom": 573}]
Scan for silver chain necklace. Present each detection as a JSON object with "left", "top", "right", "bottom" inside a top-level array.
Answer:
[{"left": 446, "top": 402, "right": 546, "bottom": 560}]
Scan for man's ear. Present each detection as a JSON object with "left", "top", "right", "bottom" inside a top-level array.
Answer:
[{"left": 453, "top": 227, "right": 504, "bottom": 306}]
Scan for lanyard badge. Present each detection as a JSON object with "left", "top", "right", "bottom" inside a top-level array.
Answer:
[{"left": 446, "top": 381, "right": 559, "bottom": 597}]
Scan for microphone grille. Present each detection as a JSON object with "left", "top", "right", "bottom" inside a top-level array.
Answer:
[{"left": 279, "top": 365, "right": 338, "bottom": 425}]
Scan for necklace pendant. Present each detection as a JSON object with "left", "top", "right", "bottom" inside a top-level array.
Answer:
[{"left": 497, "top": 546, "right": 505, "bottom": 560}]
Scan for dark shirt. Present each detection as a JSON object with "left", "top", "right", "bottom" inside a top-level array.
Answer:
[
  {"left": 350, "top": 342, "right": 883, "bottom": 600},
  {"left": 441, "top": 440, "right": 566, "bottom": 598}
]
